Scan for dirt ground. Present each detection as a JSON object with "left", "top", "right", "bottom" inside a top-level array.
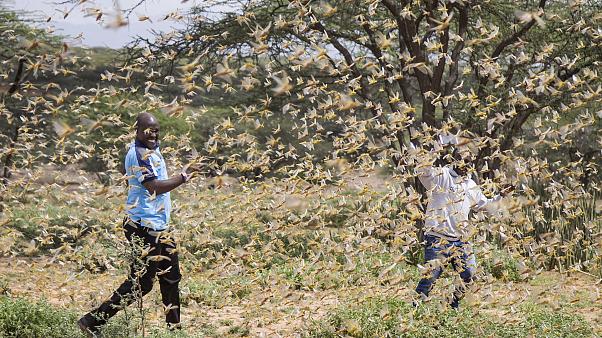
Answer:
[{"left": 2, "top": 257, "right": 601, "bottom": 337}]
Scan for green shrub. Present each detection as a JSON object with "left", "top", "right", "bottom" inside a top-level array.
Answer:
[
  {"left": 227, "top": 325, "right": 250, "bottom": 336},
  {"left": 481, "top": 250, "right": 522, "bottom": 282},
  {"left": 304, "top": 297, "right": 593, "bottom": 338},
  {"left": 212, "top": 225, "right": 255, "bottom": 250},
  {"left": 0, "top": 296, "right": 82, "bottom": 338},
  {"left": 514, "top": 303, "right": 593, "bottom": 338},
  {"left": 6, "top": 200, "right": 105, "bottom": 257},
  {"left": 0, "top": 296, "right": 218, "bottom": 338},
  {"left": 98, "top": 312, "right": 202, "bottom": 338},
  {"left": 96, "top": 313, "right": 135, "bottom": 338},
  {"left": 307, "top": 297, "right": 410, "bottom": 337},
  {"left": 181, "top": 279, "right": 225, "bottom": 308},
  {"left": 182, "top": 276, "right": 252, "bottom": 308}
]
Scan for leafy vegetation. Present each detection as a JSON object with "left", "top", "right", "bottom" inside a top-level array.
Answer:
[
  {"left": 305, "top": 297, "right": 594, "bottom": 338},
  {"left": 0, "top": 296, "right": 82, "bottom": 338}
]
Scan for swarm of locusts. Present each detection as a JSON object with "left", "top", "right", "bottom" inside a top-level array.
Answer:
[{"left": 0, "top": 0, "right": 601, "bottom": 334}]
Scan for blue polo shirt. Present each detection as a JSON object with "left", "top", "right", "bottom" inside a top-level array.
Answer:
[{"left": 124, "top": 140, "right": 171, "bottom": 230}]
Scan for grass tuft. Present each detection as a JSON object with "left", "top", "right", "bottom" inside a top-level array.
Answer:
[
  {"left": 304, "top": 296, "right": 593, "bottom": 338},
  {"left": 0, "top": 296, "right": 82, "bottom": 338}
]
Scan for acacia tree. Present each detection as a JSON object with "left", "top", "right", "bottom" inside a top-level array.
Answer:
[
  {"left": 119, "top": 0, "right": 601, "bottom": 182},
  {"left": 0, "top": 4, "right": 66, "bottom": 182}
]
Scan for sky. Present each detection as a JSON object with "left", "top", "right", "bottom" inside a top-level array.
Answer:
[{"left": 7, "top": 0, "right": 200, "bottom": 48}]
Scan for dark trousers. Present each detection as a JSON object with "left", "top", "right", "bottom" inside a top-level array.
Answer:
[
  {"left": 415, "top": 235, "right": 475, "bottom": 308},
  {"left": 82, "top": 219, "right": 182, "bottom": 330}
]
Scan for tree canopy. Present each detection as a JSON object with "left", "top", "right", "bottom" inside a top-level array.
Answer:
[{"left": 125, "top": 0, "right": 601, "bottom": 177}]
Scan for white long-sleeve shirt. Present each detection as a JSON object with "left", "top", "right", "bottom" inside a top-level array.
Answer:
[{"left": 416, "top": 165, "right": 499, "bottom": 241}]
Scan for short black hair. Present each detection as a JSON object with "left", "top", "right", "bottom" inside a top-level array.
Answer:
[{"left": 135, "top": 112, "right": 156, "bottom": 131}]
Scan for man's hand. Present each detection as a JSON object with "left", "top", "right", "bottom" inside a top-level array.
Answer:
[
  {"left": 181, "top": 163, "right": 199, "bottom": 181},
  {"left": 182, "top": 158, "right": 219, "bottom": 180}
]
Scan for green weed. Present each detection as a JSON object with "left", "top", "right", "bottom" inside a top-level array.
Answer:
[
  {"left": 481, "top": 250, "right": 522, "bottom": 282},
  {"left": 0, "top": 296, "right": 83, "bottom": 338},
  {"left": 304, "top": 296, "right": 593, "bottom": 338}
]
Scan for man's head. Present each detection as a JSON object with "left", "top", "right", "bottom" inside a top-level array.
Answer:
[
  {"left": 449, "top": 144, "right": 474, "bottom": 176},
  {"left": 135, "top": 112, "right": 160, "bottom": 149},
  {"left": 438, "top": 134, "right": 476, "bottom": 176}
]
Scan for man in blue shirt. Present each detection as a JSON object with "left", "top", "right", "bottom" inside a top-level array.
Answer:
[{"left": 78, "top": 112, "right": 198, "bottom": 336}]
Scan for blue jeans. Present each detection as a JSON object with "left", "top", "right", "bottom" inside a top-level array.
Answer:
[{"left": 415, "top": 235, "right": 475, "bottom": 308}]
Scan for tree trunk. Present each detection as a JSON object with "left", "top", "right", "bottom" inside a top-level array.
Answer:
[{"left": 1, "top": 58, "right": 27, "bottom": 181}]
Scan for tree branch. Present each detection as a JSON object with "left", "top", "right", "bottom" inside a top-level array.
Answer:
[
  {"left": 359, "top": 20, "right": 413, "bottom": 106},
  {"left": 7, "top": 57, "right": 26, "bottom": 95},
  {"left": 381, "top": 0, "right": 437, "bottom": 126},
  {"left": 491, "top": 0, "right": 547, "bottom": 59}
]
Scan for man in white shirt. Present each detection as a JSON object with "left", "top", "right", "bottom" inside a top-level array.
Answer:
[{"left": 411, "top": 133, "right": 510, "bottom": 308}]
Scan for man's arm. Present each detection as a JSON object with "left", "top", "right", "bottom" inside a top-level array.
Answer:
[
  {"left": 472, "top": 190, "right": 500, "bottom": 211},
  {"left": 142, "top": 163, "right": 205, "bottom": 195},
  {"left": 469, "top": 182, "right": 513, "bottom": 211},
  {"left": 143, "top": 174, "right": 186, "bottom": 195}
]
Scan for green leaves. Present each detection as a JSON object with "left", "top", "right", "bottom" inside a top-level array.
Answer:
[
  {"left": 0, "top": 296, "right": 82, "bottom": 338},
  {"left": 306, "top": 297, "right": 594, "bottom": 338}
]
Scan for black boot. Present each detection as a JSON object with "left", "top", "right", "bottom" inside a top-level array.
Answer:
[{"left": 77, "top": 313, "right": 102, "bottom": 338}]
